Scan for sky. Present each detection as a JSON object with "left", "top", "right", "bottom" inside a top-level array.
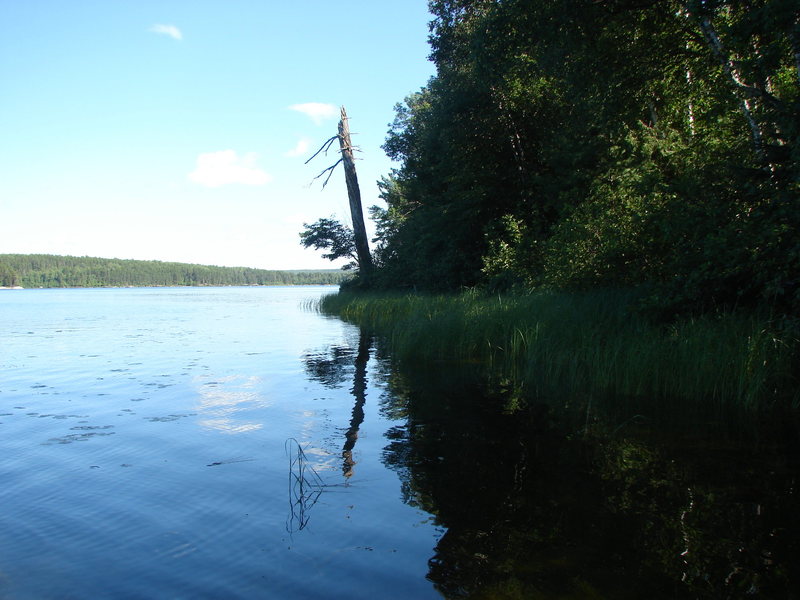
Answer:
[{"left": 0, "top": 1, "right": 435, "bottom": 270}]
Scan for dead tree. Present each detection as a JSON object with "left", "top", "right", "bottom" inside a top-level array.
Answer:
[{"left": 306, "top": 106, "right": 373, "bottom": 274}]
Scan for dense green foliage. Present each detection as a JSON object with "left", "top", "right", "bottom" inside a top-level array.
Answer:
[
  {"left": 320, "top": 290, "right": 799, "bottom": 411},
  {"left": 365, "top": 0, "right": 799, "bottom": 315},
  {"left": 0, "top": 254, "right": 348, "bottom": 288},
  {"left": 299, "top": 218, "right": 357, "bottom": 269}
]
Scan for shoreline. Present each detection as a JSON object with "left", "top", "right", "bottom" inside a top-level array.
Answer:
[
  {"left": 0, "top": 284, "right": 339, "bottom": 290},
  {"left": 319, "top": 289, "right": 799, "bottom": 412}
]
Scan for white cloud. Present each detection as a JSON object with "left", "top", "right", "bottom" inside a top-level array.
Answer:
[
  {"left": 149, "top": 24, "right": 183, "bottom": 41},
  {"left": 285, "top": 138, "right": 311, "bottom": 158},
  {"left": 289, "top": 103, "right": 338, "bottom": 125},
  {"left": 188, "top": 150, "right": 272, "bottom": 187}
]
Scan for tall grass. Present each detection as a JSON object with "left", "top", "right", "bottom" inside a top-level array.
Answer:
[{"left": 319, "top": 289, "right": 799, "bottom": 413}]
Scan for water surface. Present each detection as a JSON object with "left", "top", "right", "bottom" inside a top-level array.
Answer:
[
  {"left": 0, "top": 287, "right": 440, "bottom": 599},
  {"left": 2, "top": 287, "right": 798, "bottom": 599}
]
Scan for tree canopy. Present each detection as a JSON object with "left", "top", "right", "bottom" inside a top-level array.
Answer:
[
  {"left": 299, "top": 217, "right": 358, "bottom": 269},
  {"left": 363, "top": 0, "right": 799, "bottom": 314}
]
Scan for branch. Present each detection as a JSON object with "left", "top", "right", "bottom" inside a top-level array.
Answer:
[
  {"left": 312, "top": 158, "right": 343, "bottom": 189},
  {"left": 730, "top": 82, "right": 785, "bottom": 110},
  {"left": 305, "top": 135, "right": 339, "bottom": 165},
  {"left": 697, "top": 16, "right": 782, "bottom": 108}
]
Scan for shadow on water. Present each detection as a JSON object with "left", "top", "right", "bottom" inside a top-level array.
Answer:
[{"left": 371, "top": 338, "right": 800, "bottom": 599}]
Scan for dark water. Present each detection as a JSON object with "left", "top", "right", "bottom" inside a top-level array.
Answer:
[
  {"left": 378, "top": 366, "right": 800, "bottom": 599},
  {"left": 1, "top": 287, "right": 798, "bottom": 598}
]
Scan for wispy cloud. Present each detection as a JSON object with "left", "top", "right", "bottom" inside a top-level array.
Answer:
[
  {"left": 188, "top": 150, "right": 272, "bottom": 187},
  {"left": 289, "top": 103, "right": 338, "bottom": 125},
  {"left": 149, "top": 24, "right": 183, "bottom": 41},
  {"left": 285, "top": 137, "right": 311, "bottom": 158}
]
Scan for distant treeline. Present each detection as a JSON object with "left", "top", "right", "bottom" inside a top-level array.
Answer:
[{"left": 0, "top": 254, "right": 349, "bottom": 288}]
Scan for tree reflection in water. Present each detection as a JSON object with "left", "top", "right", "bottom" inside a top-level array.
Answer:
[
  {"left": 342, "top": 333, "right": 370, "bottom": 477},
  {"left": 303, "top": 330, "right": 372, "bottom": 478},
  {"left": 303, "top": 328, "right": 800, "bottom": 597},
  {"left": 376, "top": 358, "right": 800, "bottom": 599}
]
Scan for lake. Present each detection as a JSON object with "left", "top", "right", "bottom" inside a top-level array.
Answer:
[{"left": 1, "top": 287, "right": 798, "bottom": 598}]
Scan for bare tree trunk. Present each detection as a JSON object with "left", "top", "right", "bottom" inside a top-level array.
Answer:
[
  {"left": 686, "top": 67, "right": 696, "bottom": 135},
  {"left": 697, "top": 15, "right": 767, "bottom": 163},
  {"left": 647, "top": 100, "right": 659, "bottom": 128},
  {"left": 492, "top": 88, "right": 526, "bottom": 175},
  {"left": 338, "top": 106, "right": 373, "bottom": 275}
]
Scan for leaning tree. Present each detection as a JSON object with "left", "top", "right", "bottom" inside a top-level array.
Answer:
[{"left": 303, "top": 106, "right": 373, "bottom": 275}]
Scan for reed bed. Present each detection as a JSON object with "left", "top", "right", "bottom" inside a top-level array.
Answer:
[{"left": 319, "top": 289, "right": 799, "bottom": 412}]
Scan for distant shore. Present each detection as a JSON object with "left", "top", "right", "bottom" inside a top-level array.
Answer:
[
  {"left": 0, "top": 284, "right": 342, "bottom": 290},
  {"left": 0, "top": 254, "right": 350, "bottom": 288}
]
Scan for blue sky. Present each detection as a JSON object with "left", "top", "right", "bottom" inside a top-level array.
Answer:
[{"left": 0, "top": 1, "right": 434, "bottom": 269}]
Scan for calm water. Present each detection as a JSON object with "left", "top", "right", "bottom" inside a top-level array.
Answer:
[
  {"left": 2, "top": 287, "right": 798, "bottom": 599},
  {"left": 0, "top": 287, "right": 440, "bottom": 599}
]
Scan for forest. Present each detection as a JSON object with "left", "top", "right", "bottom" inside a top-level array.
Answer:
[
  {"left": 324, "top": 0, "right": 799, "bottom": 319},
  {"left": 298, "top": 0, "right": 800, "bottom": 410},
  {"left": 0, "top": 254, "right": 348, "bottom": 288}
]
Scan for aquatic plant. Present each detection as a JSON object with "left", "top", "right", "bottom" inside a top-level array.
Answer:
[{"left": 318, "top": 290, "right": 799, "bottom": 413}]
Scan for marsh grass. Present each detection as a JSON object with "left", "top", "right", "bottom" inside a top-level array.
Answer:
[{"left": 319, "top": 289, "right": 799, "bottom": 413}]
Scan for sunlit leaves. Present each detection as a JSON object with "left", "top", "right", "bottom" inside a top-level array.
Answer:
[{"left": 299, "top": 217, "right": 357, "bottom": 269}]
